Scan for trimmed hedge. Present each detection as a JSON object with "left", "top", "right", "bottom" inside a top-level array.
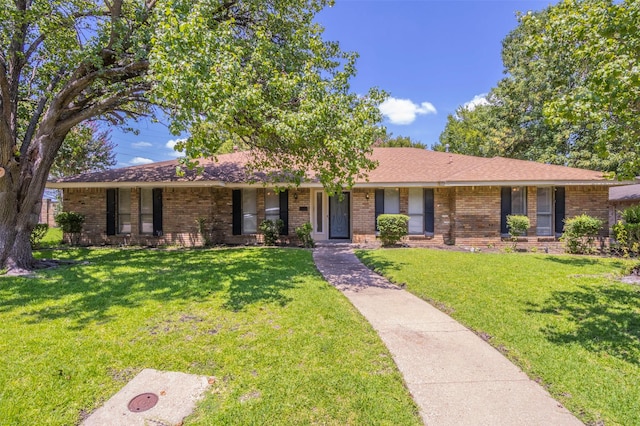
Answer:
[{"left": 377, "top": 214, "right": 409, "bottom": 246}]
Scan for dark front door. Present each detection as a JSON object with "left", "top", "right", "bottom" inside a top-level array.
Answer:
[{"left": 329, "top": 192, "right": 350, "bottom": 239}]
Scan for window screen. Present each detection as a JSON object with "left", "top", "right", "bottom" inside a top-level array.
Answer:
[
  {"left": 243, "top": 189, "right": 257, "bottom": 234},
  {"left": 408, "top": 188, "right": 424, "bottom": 234}
]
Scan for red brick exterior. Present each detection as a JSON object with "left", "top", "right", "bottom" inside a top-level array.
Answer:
[{"left": 62, "top": 184, "right": 611, "bottom": 248}]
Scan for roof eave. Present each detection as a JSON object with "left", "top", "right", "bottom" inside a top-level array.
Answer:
[{"left": 47, "top": 180, "right": 228, "bottom": 189}]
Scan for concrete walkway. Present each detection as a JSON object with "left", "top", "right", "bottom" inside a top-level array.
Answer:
[{"left": 312, "top": 244, "right": 583, "bottom": 426}]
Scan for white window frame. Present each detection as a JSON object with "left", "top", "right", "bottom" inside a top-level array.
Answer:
[
  {"left": 408, "top": 188, "right": 424, "bottom": 235},
  {"left": 118, "top": 188, "right": 131, "bottom": 234},
  {"left": 139, "top": 188, "right": 153, "bottom": 234},
  {"left": 511, "top": 187, "right": 527, "bottom": 216},
  {"left": 264, "top": 190, "right": 280, "bottom": 223},
  {"left": 242, "top": 189, "right": 258, "bottom": 234},
  {"left": 536, "top": 187, "right": 553, "bottom": 236},
  {"left": 383, "top": 188, "right": 400, "bottom": 214}
]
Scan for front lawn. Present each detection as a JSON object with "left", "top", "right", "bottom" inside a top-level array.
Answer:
[
  {"left": 0, "top": 248, "right": 420, "bottom": 425},
  {"left": 356, "top": 248, "right": 639, "bottom": 426}
]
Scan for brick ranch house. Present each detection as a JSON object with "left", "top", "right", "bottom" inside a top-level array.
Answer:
[{"left": 47, "top": 147, "right": 621, "bottom": 248}]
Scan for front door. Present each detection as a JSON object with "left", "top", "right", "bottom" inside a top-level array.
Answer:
[{"left": 329, "top": 192, "right": 350, "bottom": 239}]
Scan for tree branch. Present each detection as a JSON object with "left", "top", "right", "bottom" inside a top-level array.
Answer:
[
  {"left": 56, "top": 83, "right": 151, "bottom": 133},
  {"left": 21, "top": 70, "right": 65, "bottom": 156}
]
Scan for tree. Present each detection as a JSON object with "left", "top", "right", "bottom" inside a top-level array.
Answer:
[
  {"left": 435, "top": 101, "right": 512, "bottom": 157},
  {"left": 525, "top": 0, "right": 640, "bottom": 177},
  {"left": 51, "top": 122, "right": 116, "bottom": 178},
  {"left": 374, "top": 134, "right": 426, "bottom": 149},
  {"left": 0, "top": 0, "right": 385, "bottom": 272},
  {"left": 437, "top": 0, "right": 636, "bottom": 175}
]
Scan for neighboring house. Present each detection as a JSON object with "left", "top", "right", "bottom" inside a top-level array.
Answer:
[
  {"left": 609, "top": 183, "right": 640, "bottom": 225},
  {"left": 39, "top": 198, "right": 59, "bottom": 227},
  {"left": 47, "top": 148, "right": 621, "bottom": 248}
]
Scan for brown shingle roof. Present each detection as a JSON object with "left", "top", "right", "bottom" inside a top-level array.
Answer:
[{"left": 49, "top": 147, "right": 611, "bottom": 188}]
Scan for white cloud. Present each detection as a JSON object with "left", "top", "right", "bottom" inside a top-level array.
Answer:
[
  {"left": 379, "top": 97, "right": 437, "bottom": 125},
  {"left": 130, "top": 157, "right": 154, "bottom": 165},
  {"left": 463, "top": 94, "right": 490, "bottom": 111},
  {"left": 132, "top": 141, "right": 152, "bottom": 148},
  {"left": 165, "top": 138, "right": 187, "bottom": 157}
]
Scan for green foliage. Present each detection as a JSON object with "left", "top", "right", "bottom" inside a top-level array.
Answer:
[
  {"left": 507, "top": 214, "right": 530, "bottom": 250},
  {"left": 195, "top": 217, "right": 212, "bottom": 247},
  {"left": 54, "top": 212, "right": 85, "bottom": 235},
  {"left": 29, "top": 224, "right": 49, "bottom": 249},
  {"left": 375, "top": 134, "right": 426, "bottom": 149},
  {"left": 612, "top": 205, "right": 640, "bottom": 257},
  {"left": 561, "top": 214, "right": 603, "bottom": 254},
  {"left": 0, "top": 0, "right": 386, "bottom": 270},
  {"left": 0, "top": 248, "right": 421, "bottom": 425},
  {"left": 438, "top": 0, "right": 640, "bottom": 176},
  {"left": 295, "top": 222, "right": 315, "bottom": 248},
  {"left": 622, "top": 205, "right": 640, "bottom": 224},
  {"left": 50, "top": 122, "right": 116, "bottom": 178},
  {"left": 377, "top": 214, "right": 409, "bottom": 246},
  {"left": 149, "top": 0, "right": 386, "bottom": 195},
  {"left": 259, "top": 219, "right": 284, "bottom": 246},
  {"left": 356, "top": 248, "right": 637, "bottom": 425}
]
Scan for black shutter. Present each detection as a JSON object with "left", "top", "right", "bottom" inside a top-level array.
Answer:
[
  {"left": 424, "top": 188, "right": 435, "bottom": 234},
  {"left": 152, "top": 188, "right": 163, "bottom": 236},
  {"left": 279, "top": 190, "right": 289, "bottom": 235},
  {"left": 555, "top": 186, "right": 566, "bottom": 236},
  {"left": 106, "top": 189, "right": 116, "bottom": 236},
  {"left": 500, "top": 187, "right": 512, "bottom": 235},
  {"left": 232, "top": 189, "right": 242, "bottom": 235},
  {"left": 375, "top": 189, "right": 384, "bottom": 230}
]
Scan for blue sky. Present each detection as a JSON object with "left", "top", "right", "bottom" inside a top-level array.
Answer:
[{"left": 111, "top": 0, "right": 557, "bottom": 168}]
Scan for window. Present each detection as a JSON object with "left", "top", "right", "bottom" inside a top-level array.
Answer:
[
  {"left": 375, "top": 188, "right": 400, "bottom": 230},
  {"left": 384, "top": 188, "right": 400, "bottom": 213},
  {"left": 316, "top": 192, "right": 323, "bottom": 233},
  {"left": 106, "top": 188, "right": 162, "bottom": 236},
  {"left": 265, "top": 190, "right": 280, "bottom": 223},
  {"left": 501, "top": 186, "right": 528, "bottom": 236},
  {"left": 536, "top": 188, "right": 553, "bottom": 236},
  {"left": 232, "top": 189, "right": 289, "bottom": 236},
  {"left": 242, "top": 188, "right": 257, "bottom": 234},
  {"left": 511, "top": 187, "right": 527, "bottom": 215},
  {"left": 118, "top": 188, "right": 131, "bottom": 234},
  {"left": 140, "top": 188, "right": 153, "bottom": 234},
  {"left": 408, "top": 188, "right": 424, "bottom": 234}
]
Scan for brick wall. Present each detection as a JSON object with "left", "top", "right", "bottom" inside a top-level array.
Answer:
[
  {"left": 566, "top": 185, "right": 610, "bottom": 236},
  {"left": 454, "top": 186, "right": 501, "bottom": 241},
  {"left": 62, "top": 186, "right": 313, "bottom": 247},
  {"left": 63, "top": 184, "right": 612, "bottom": 248}
]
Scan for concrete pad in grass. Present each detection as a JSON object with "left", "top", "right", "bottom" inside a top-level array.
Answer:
[{"left": 83, "top": 368, "right": 211, "bottom": 426}]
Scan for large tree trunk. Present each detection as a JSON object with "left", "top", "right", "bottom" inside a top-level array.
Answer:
[{"left": 0, "top": 132, "right": 63, "bottom": 272}]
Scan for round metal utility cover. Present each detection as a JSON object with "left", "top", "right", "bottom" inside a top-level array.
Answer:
[{"left": 128, "top": 393, "right": 159, "bottom": 413}]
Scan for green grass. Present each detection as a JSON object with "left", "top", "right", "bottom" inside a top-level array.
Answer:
[
  {"left": 356, "top": 248, "right": 640, "bottom": 426},
  {"left": 39, "top": 227, "right": 63, "bottom": 247},
  {"left": 0, "top": 248, "right": 421, "bottom": 425}
]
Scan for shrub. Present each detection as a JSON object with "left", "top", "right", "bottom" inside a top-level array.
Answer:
[
  {"left": 195, "top": 217, "right": 212, "bottom": 246},
  {"left": 622, "top": 204, "right": 640, "bottom": 224},
  {"left": 259, "top": 219, "right": 284, "bottom": 246},
  {"left": 612, "top": 205, "right": 640, "bottom": 257},
  {"left": 295, "top": 222, "right": 315, "bottom": 248},
  {"left": 30, "top": 223, "right": 49, "bottom": 249},
  {"left": 377, "top": 214, "right": 409, "bottom": 246},
  {"left": 54, "top": 211, "right": 85, "bottom": 245},
  {"left": 506, "top": 215, "right": 530, "bottom": 250},
  {"left": 561, "top": 214, "right": 603, "bottom": 254}
]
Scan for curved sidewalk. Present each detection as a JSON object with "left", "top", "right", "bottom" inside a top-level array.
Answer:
[{"left": 312, "top": 244, "right": 583, "bottom": 426}]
